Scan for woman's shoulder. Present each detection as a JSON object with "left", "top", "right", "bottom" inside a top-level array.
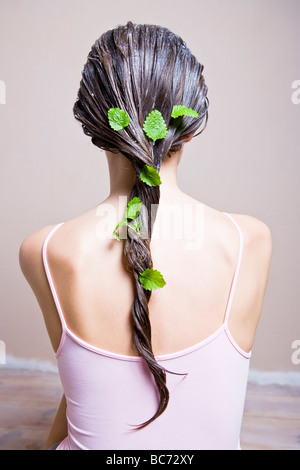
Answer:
[
  {"left": 226, "top": 212, "right": 272, "bottom": 262},
  {"left": 229, "top": 212, "right": 272, "bottom": 238},
  {"left": 219, "top": 211, "right": 272, "bottom": 304},
  {"left": 200, "top": 202, "right": 272, "bottom": 251},
  {"left": 19, "top": 224, "right": 58, "bottom": 284},
  {"left": 19, "top": 219, "right": 82, "bottom": 283},
  {"left": 197, "top": 204, "right": 273, "bottom": 276},
  {"left": 19, "top": 208, "right": 116, "bottom": 284}
]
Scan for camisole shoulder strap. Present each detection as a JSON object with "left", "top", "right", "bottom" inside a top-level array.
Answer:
[
  {"left": 41, "top": 215, "right": 244, "bottom": 347},
  {"left": 42, "top": 223, "right": 67, "bottom": 332},
  {"left": 222, "top": 212, "right": 244, "bottom": 326}
]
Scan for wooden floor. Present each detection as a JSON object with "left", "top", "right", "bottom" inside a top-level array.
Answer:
[{"left": 0, "top": 369, "right": 299, "bottom": 450}]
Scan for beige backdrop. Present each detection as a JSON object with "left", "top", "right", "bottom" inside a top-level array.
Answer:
[{"left": 0, "top": 0, "right": 299, "bottom": 374}]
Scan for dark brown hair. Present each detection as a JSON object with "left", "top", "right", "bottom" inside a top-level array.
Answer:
[{"left": 73, "top": 21, "right": 208, "bottom": 428}]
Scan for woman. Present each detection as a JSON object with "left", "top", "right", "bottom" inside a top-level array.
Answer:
[{"left": 19, "top": 22, "right": 272, "bottom": 450}]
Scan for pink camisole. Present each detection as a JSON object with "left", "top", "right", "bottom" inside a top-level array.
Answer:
[{"left": 42, "top": 212, "right": 251, "bottom": 450}]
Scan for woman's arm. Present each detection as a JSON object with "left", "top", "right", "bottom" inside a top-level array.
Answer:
[
  {"left": 44, "top": 394, "right": 68, "bottom": 450},
  {"left": 19, "top": 228, "right": 69, "bottom": 449}
]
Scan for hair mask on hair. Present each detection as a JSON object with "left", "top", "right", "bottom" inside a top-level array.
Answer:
[{"left": 73, "top": 21, "right": 209, "bottom": 428}]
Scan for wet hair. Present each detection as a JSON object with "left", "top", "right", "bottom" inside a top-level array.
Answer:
[{"left": 73, "top": 21, "right": 209, "bottom": 428}]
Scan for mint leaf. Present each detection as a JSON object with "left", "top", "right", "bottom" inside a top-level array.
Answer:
[
  {"left": 125, "top": 197, "right": 142, "bottom": 220},
  {"left": 108, "top": 108, "right": 130, "bottom": 131},
  {"left": 139, "top": 268, "right": 166, "bottom": 291},
  {"left": 130, "top": 220, "right": 141, "bottom": 233},
  {"left": 140, "top": 164, "right": 162, "bottom": 187},
  {"left": 113, "top": 219, "right": 128, "bottom": 241},
  {"left": 134, "top": 221, "right": 142, "bottom": 232},
  {"left": 113, "top": 197, "right": 142, "bottom": 240},
  {"left": 143, "top": 110, "right": 168, "bottom": 143},
  {"left": 171, "top": 106, "right": 199, "bottom": 119},
  {"left": 127, "top": 220, "right": 142, "bottom": 239}
]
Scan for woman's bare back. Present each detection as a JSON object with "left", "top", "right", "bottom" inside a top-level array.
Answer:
[{"left": 19, "top": 193, "right": 272, "bottom": 359}]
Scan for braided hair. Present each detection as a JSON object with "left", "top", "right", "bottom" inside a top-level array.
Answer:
[{"left": 73, "top": 21, "right": 208, "bottom": 428}]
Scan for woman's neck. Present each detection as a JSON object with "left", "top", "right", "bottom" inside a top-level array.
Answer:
[{"left": 105, "top": 149, "right": 184, "bottom": 202}]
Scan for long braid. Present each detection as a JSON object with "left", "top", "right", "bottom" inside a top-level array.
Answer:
[
  {"left": 73, "top": 21, "right": 209, "bottom": 428},
  {"left": 123, "top": 173, "right": 169, "bottom": 428}
]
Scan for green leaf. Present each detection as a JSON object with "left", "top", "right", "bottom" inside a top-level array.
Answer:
[
  {"left": 130, "top": 220, "right": 142, "bottom": 233},
  {"left": 108, "top": 108, "right": 130, "bottom": 131},
  {"left": 112, "top": 197, "right": 142, "bottom": 240},
  {"left": 143, "top": 110, "right": 168, "bottom": 143},
  {"left": 139, "top": 268, "right": 166, "bottom": 291},
  {"left": 140, "top": 164, "right": 162, "bottom": 187},
  {"left": 134, "top": 221, "right": 142, "bottom": 232},
  {"left": 128, "top": 220, "right": 142, "bottom": 238},
  {"left": 171, "top": 106, "right": 199, "bottom": 119},
  {"left": 125, "top": 197, "right": 142, "bottom": 220},
  {"left": 113, "top": 219, "right": 128, "bottom": 241}
]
